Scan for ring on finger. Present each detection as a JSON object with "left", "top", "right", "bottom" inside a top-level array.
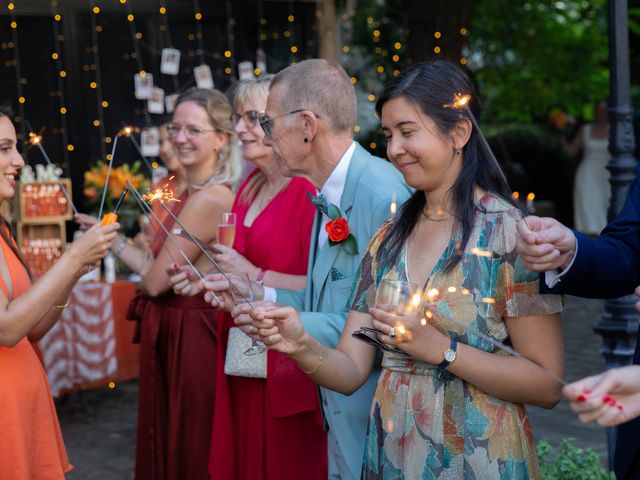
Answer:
[{"left": 388, "top": 327, "right": 396, "bottom": 338}]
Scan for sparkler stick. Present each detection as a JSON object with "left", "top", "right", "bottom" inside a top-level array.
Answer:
[
  {"left": 24, "top": 123, "right": 79, "bottom": 215},
  {"left": 97, "top": 135, "right": 119, "bottom": 221},
  {"left": 119, "top": 125, "right": 154, "bottom": 175},
  {"left": 446, "top": 93, "right": 510, "bottom": 187},
  {"left": 420, "top": 287, "right": 567, "bottom": 386},
  {"left": 126, "top": 179, "right": 206, "bottom": 284},
  {"left": 154, "top": 200, "right": 255, "bottom": 310}
]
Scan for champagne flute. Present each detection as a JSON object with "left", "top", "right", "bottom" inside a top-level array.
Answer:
[
  {"left": 229, "top": 273, "right": 266, "bottom": 356},
  {"left": 218, "top": 212, "right": 236, "bottom": 248}
]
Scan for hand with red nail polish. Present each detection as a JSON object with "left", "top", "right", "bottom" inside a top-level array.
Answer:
[
  {"left": 562, "top": 365, "right": 640, "bottom": 427},
  {"left": 165, "top": 263, "right": 203, "bottom": 297}
]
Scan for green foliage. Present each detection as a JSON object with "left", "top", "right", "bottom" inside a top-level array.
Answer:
[
  {"left": 537, "top": 438, "right": 614, "bottom": 480},
  {"left": 487, "top": 123, "right": 575, "bottom": 225},
  {"left": 469, "top": 0, "right": 609, "bottom": 123}
]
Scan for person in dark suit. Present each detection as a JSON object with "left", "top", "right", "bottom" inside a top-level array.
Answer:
[{"left": 516, "top": 176, "right": 640, "bottom": 479}]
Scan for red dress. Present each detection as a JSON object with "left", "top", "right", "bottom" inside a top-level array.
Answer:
[
  {"left": 128, "top": 191, "right": 224, "bottom": 480},
  {"left": 0, "top": 234, "right": 72, "bottom": 479},
  {"left": 209, "top": 171, "right": 327, "bottom": 479}
]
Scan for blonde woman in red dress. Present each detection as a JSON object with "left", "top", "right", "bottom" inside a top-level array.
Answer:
[{"left": 0, "top": 107, "right": 119, "bottom": 479}]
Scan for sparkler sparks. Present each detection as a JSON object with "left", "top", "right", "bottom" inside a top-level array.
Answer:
[
  {"left": 27, "top": 132, "right": 42, "bottom": 145},
  {"left": 117, "top": 125, "right": 140, "bottom": 137},
  {"left": 143, "top": 184, "right": 180, "bottom": 204},
  {"left": 444, "top": 92, "right": 471, "bottom": 109},
  {"left": 24, "top": 122, "right": 79, "bottom": 215}
]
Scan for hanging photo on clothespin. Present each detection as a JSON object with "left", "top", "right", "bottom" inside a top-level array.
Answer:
[
  {"left": 148, "top": 87, "right": 165, "bottom": 114},
  {"left": 140, "top": 127, "right": 160, "bottom": 157},
  {"left": 194, "top": 64, "right": 214, "bottom": 89},
  {"left": 165, "top": 93, "right": 178, "bottom": 113},
  {"left": 134, "top": 72, "right": 154, "bottom": 100},
  {"left": 256, "top": 48, "right": 267, "bottom": 74},
  {"left": 160, "top": 48, "right": 181, "bottom": 75},
  {"left": 238, "top": 61, "right": 254, "bottom": 80}
]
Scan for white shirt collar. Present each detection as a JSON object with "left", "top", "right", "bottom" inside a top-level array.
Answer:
[{"left": 318, "top": 141, "right": 356, "bottom": 208}]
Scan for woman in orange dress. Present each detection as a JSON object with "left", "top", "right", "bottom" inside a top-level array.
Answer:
[{"left": 0, "top": 107, "right": 119, "bottom": 479}]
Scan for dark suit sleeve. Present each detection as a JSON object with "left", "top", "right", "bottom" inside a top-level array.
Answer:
[{"left": 543, "top": 177, "right": 640, "bottom": 298}]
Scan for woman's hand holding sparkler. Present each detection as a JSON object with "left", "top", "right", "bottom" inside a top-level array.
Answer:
[
  {"left": 200, "top": 272, "right": 264, "bottom": 311},
  {"left": 210, "top": 244, "right": 260, "bottom": 280},
  {"left": 370, "top": 305, "right": 449, "bottom": 363},
  {"left": 74, "top": 213, "right": 99, "bottom": 232},
  {"left": 166, "top": 264, "right": 203, "bottom": 296},
  {"left": 563, "top": 366, "right": 640, "bottom": 427},
  {"left": 231, "top": 301, "right": 278, "bottom": 340},
  {"left": 66, "top": 221, "right": 120, "bottom": 273},
  {"left": 234, "top": 303, "right": 310, "bottom": 356}
]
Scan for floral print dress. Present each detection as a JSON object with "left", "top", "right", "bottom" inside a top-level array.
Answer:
[{"left": 349, "top": 193, "right": 562, "bottom": 480}]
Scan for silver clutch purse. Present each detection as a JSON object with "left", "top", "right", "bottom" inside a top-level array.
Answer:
[{"left": 224, "top": 327, "right": 267, "bottom": 378}]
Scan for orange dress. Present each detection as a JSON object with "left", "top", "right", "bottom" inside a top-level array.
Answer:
[{"left": 0, "top": 235, "right": 72, "bottom": 479}]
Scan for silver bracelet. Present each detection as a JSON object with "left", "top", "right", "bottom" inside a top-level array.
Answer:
[{"left": 112, "top": 235, "right": 127, "bottom": 256}]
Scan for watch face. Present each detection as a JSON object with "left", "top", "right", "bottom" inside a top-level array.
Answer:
[{"left": 444, "top": 349, "right": 456, "bottom": 362}]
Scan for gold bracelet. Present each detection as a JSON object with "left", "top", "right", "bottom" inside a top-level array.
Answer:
[
  {"left": 54, "top": 298, "right": 71, "bottom": 309},
  {"left": 301, "top": 340, "right": 325, "bottom": 375}
]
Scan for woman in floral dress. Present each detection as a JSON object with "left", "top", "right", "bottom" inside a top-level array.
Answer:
[{"left": 247, "top": 60, "right": 564, "bottom": 479}]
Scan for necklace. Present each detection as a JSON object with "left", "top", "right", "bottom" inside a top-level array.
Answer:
[{"left": 421, "top": 207, "right": 451, "bottom": 222}]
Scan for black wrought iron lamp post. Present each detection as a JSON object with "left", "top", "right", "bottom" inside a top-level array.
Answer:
[{"left": 593, "top": 0, "right": 638, "bottom": 468}]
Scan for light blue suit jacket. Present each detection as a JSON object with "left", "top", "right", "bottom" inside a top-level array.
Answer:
[{"left": 277, "top": 143, "right": 411, "bottom": 479}]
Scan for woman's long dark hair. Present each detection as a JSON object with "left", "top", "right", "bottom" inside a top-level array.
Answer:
[
  {"left": 0, "top": 105, "right": 33, "bottom": 282},
  {"left": 375, "top": 60, "right": 519, "bottom": 273}
]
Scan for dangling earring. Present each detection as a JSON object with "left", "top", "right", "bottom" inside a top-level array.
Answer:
[
  {"left": 304, "top": 137, "right": 308, "bottom": 143},
  {"left": 455, "top": 148, "right": 461, "bottom": 155}
]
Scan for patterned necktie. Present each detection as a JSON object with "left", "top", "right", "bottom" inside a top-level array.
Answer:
[{"left": 307, "top": 192, "right": 329, "bottom": 216}]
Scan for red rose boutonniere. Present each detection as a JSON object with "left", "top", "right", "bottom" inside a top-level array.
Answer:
[
  {"left": 325, "top": 214, "right": 358, "bottom": 254},
  {"left": 307, "top": 192, "right": 358, "bottom": 254}
]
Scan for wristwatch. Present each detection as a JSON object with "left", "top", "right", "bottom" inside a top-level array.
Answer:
[{"left": 437, "top": 339, "right": 457, "bottom": 371}]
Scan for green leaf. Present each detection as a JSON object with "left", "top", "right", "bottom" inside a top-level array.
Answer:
[
  {"left": 327, "top": 234, "right": 359, "bottom": 255},
  {"left": 327, "top": 203, "right": 342, "bottom": 220}
]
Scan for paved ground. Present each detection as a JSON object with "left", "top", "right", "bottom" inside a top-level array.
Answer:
[{"left": 56, "top": 296, "right": 615, "bottom": 478}]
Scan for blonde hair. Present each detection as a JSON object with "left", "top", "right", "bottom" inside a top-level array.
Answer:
[
  {"left": 233, "top": 75, "right": 275, "bottom": 204},
  {"left": 174, "top": 88, "right": 241, "bottom": 187}
]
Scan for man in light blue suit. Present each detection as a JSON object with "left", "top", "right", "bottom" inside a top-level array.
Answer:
[{"left": 238, "top": 59, "right": 411, "bottom": 479}]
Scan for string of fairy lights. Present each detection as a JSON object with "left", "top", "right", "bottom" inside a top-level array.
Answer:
[
  {"left": 122, "top": 0, "right": 152, "bottom": 127},
  {"left": 89, "top": 0, "right": 107, "bottom": 161},
  {"left": 2, "top": 1, "right": 473, "bottom": 179},
  {"left": 7, "top": 2, "right": 25, "bottom": 142},
  {"left": 223, "top": 1, "right": 235, "bottom": 77},
  {"left": 49, "top": 0, "right": 70, "bottom": 167}
]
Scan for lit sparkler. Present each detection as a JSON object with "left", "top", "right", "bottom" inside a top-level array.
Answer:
[
  {"left": 118, "top": 125, "right": 154, "bottom": 175},
  {"left": 24, "top": 123, "right": 79, "bottom": 215},
  {"left": 142, "top": 184, "right": 180, "bottom": 204},
  {"left": 420, "top": 288, "right": 567, "bottom": 386},
  {"left": 145, "top": 194, "right": 255, "bottom": 310},
  {"left": 444, "top": 92, "right": 509, "bottom": 187},
  {"left": 125, "top": 179, "right": 207, "bottom": 284}
]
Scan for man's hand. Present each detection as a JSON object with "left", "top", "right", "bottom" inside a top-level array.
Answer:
[{"left": 516, "top": 215, "right": 577, "bottom": 272}]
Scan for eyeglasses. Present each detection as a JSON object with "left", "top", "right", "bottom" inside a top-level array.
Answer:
[
  {"left": 258, "top": 109, "right": 320, "bottom": 138},
  {"left": 232, "top": 110, "right": 264, "bottom": 129},
  {"left": 351, "top": 326, "right": 408, "bottom": 355},
  {"left": 166, "top": 123, "right": 216, "bottom": 139}
]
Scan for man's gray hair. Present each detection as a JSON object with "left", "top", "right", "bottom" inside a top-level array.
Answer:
[{"left": 271, "top": 59, "right": 356, "bottom": 134}]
